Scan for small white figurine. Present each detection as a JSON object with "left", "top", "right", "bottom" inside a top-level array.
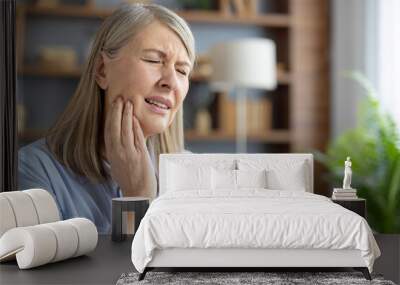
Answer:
[{"left": 343, "top": 156, "right": 352, "bottom": 189}]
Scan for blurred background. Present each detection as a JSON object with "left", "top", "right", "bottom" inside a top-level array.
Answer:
[{"left": 15, "top": 0, "right": 399, "bottom": 194}]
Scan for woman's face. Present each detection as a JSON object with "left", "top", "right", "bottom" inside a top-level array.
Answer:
[{"left": 97, "top": 21, "right": 191, "bottom": 138}]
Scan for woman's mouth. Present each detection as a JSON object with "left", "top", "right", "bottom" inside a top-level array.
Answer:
[{"left": 144, "top": 98, "right": 170, "bottom": 115}]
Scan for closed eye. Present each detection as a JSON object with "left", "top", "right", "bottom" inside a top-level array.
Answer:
[
  {"left": 142, "top": 58, "right": 161, "bottom": 64},
  {"left": 177, "top": 69, "right": 187, "bottom": 76},
  {"left": 143, "top": 58, "right": 188, "bottom": 76}
]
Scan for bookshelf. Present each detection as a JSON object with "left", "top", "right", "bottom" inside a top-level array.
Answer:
[
  {"left": 185, "top": 129, "right": 291, "bottom": 143},
  {"left": 16, "top": 0, "right": 330, "bottom": 156},
  {"left": 23, "top": 4, "right": 291, "bottom": 27},
  {"left": 19, "top": 65, "right": 291, "bottom": 84}
]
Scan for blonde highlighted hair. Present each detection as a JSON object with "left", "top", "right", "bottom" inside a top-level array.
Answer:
[{"left": 46, "top": 3, "right": 195, "bottom": 183}]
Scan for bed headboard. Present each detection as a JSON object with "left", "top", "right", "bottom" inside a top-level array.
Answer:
[{"left": 159, "top": 153, "right": 314, "bottom": 195}]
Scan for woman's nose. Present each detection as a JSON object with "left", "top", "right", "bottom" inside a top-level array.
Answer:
[{"left": 158, "top": 65, "right": 178, "bottom": 91}]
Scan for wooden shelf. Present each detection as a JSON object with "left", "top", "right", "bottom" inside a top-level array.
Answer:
[
  {"left": 24, "top": 4, "right": 290, "bottom": 28},
  {"left": 25, "top": 4, "right": 113, "bottom": 18},
  {"left": 191, "top": 71, "right": 291, "bottom": 85},
  {"left": 19, "top": 129, "right": 46, "bottom": 141},
  {"left": 276, "top": 72, "right": 291, "bottom": 85},
  {"left": 178, "top": 11, "right": 290, "bottom": 27},
  {"left": 19, "top": 66, "right": 291, "bottom": 85},
  {"left": 19, "top": 129, "right": 291, "bottom": 144},
  {"left": 185, "top": 129, "right": 291, "bottom": 143},
  {"left": 19, "top": 65, "right": 82, "bottom": 78}
]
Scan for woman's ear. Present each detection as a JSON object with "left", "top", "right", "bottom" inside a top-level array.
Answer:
[{"left": 95, "top": 52, "right": 108, "bottom": 90}]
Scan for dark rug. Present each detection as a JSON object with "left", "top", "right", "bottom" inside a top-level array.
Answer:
[{"left": 116, "top": 271, "right": 396, "bottom": 285}]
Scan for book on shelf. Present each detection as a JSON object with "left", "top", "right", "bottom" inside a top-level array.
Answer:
[
  {"left": 332, "top": 188, "right": 358, "bottom": 200},
  {"left": 218, "top": 92, "right": 236, "bottom": 134},
  {"left": 333, "top": 188, "right": 357, "bottom": 193},
  {"left": 332, "top": 195, "right": 359, "bottom": 200},
  {"left": 247, "top": 97, "right": 272, "bottom": 135},
  {"left": 218, "top": 92, "right": 272, "bottom": 135},
  {"left": 332, "top": 193, "right": 358, "bottom": 197}
]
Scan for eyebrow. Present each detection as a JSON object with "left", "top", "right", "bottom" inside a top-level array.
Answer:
[{"left": 142, "top": 48, "right": 191, "bottom": 68}]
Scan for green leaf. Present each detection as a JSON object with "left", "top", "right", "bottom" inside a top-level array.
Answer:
[{"left": 318, "top": 71, "right": 400, "bottom": 233}]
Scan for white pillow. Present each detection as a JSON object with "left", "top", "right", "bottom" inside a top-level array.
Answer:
[
  {"left": 211, "top": 168, "right": 268, "bottom": 190},
  {"left": 236, "top": 169, "right": 268, "bottom": 188},
  {"left": 167, "top": 163, "right": 212, "bottom": 191},
  {"left": 238, "top": 159, "right": 308, "bottom": 191},
  {"left": 212, "top": 168, "right": 236, "bottom": 190},
  {"left": 267, "top": 167, "right": 307, "bottom": 191}
]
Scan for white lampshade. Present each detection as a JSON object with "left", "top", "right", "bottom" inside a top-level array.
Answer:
[{"left": 209, "top": 38, "right": 277, "bottom": 91}]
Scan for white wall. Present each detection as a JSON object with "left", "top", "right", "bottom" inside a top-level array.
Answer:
[{"left": 331, "top": 0, "right": 377, "bottom": 138}]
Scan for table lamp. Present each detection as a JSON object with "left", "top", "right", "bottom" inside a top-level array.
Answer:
[{"left": 209, "top": 38, "right": 277, "bottom": 153}]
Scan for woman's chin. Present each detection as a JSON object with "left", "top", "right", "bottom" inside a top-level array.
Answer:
[{"left": 141, "top": 121, "right": 168, "bottom": 138}]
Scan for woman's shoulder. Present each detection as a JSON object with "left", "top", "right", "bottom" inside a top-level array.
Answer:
[
  {"left": 18, "top": 138, "right": 72, "bottom": 179},
  {"left": 18, "top": 138, "right": 59, "bottom": 193},
  {"left": 19, "top": 138, "right": 53, "bottom": 163}
]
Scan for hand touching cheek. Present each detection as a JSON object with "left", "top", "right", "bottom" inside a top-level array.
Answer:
[{"left": 104, "top": 97, "right": 157, "bottom": 198}]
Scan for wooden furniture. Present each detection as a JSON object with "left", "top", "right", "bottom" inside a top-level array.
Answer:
[
  {"left": 331, "top": 198, "right": 367, "bottom": 219},
  {"left": 112, "top": 197, "right": 150, "bottom": 242}
]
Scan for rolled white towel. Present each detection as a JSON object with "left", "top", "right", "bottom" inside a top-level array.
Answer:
[
  {"left": 0, "top": 189, "right": 60, "bottom": 237},
  {"left": 24, "top": 189, "right": 60, "bottom": 224},
  {"left": 0, "top": 196, "right": 17, "bottom": 237},
  {"left": 42, "top": 221, "right": 79, "bottom": 263},
  {"left": 65, "top": 218, "right": 98, "bottom": 257},
  {"left": 0, "top": 218, "right": 98, "bottom": 269},
  {"left": 0, "top": 191, "right": 39, "bottom": 228}
]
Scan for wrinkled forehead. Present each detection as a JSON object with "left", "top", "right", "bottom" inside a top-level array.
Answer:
[{"left": 127, "top": 22, "right": 192, "bottom": 67}]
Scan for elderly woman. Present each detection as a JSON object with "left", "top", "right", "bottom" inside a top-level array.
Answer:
[{"left": 18, "top": 3, "right": 195, "bottom": 234}]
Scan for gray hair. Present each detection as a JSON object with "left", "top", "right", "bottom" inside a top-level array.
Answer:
[{"left": 99, "top": 3, "right": 195, "bottom": 66}]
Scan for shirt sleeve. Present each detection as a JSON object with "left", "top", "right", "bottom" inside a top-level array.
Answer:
[{"left": 18, "top": 144, "right": 63, "bottom": 219}]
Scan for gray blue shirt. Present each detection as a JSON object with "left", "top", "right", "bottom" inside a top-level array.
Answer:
[{"left": 18, "top": 139, "right": 123, "bottom": 234}]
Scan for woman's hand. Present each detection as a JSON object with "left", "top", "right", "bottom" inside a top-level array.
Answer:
[{"left": 104, "top": 96, "right": 157, "bottom": 198}]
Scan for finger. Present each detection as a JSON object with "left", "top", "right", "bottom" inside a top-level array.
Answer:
[
  {"left": 105, "top": 96, "right": 123, "bottom": 152},
  {"left": 133, "top": 115, "right": 147, "bottom": 152},
  {"left": 104, "top": 99, "right": 116, "bottom": 153},
  {"left": 121, "top": 100, "right": 135, "bottom": 153}
]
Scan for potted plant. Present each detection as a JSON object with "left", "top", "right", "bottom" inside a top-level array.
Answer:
[{"left": 316, "top": 72, "right": 400, "bottom": 283}]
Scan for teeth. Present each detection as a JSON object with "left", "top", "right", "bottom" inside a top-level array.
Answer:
[{"left": 145, "top": 99, "right": 169, "bottom": 110}]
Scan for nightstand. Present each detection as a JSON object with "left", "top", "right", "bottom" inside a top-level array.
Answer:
[
  {"left": 331, "top": 198, "right": 366, "bottom": 218},
  {"left": 111, "top": 197, "right": 150, "bottom": 242}
]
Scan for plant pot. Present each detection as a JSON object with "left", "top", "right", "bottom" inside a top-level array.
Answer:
[{"left": 373, "top": 233, "right": 400, "bottom": 284}]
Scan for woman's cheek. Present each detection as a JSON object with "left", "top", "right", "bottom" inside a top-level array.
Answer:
[
  {"left": 105, "top": 81, "right": 129, "bottom": 108},
  {"left": 168, "top": 109, "right": 177, "bottom": 126}
]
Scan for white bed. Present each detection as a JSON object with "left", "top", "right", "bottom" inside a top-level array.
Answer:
[{"left": 131, "top": 154, "right": 380, "bottom": 280}]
